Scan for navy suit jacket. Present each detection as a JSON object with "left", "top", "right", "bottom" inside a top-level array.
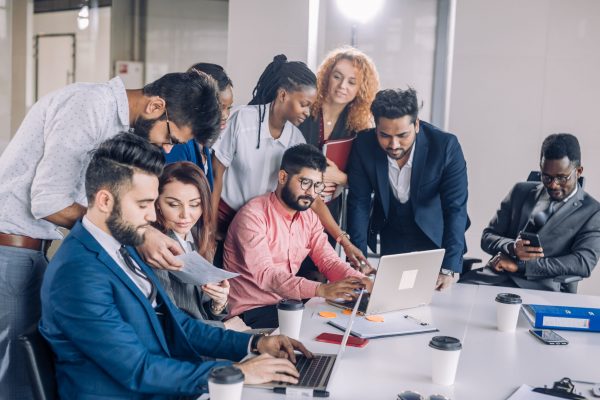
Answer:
[
  {"left": 346, "top": 122, "right": 469, "bottom": 272},
  {"left": 40, "top": 221, "right": 251, "bottom": 399}
]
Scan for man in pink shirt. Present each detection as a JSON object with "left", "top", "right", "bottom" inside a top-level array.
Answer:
[{"left": 224, "top": 144, "right": 372, "bottom": 328}]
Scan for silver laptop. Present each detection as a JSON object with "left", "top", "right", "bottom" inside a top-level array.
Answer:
[
  {"left": 249, "top": 289, "right": 365, "bottom": 397},
  {"left": 329, "top": 249, "right": 445, "bottom": 315}
]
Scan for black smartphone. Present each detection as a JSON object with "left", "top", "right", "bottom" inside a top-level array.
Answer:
[
  {"left": 520, "top": 232, "right": 542, "bottom": 249},
  {"left": 529, "top": 329, "right": 568, "bottom": 345}
]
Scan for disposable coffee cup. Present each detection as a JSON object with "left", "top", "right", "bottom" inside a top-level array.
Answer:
[
  {"left": 495, "top": 293, "right": 523, "bottom": 332},
  {"left": 277, "top": 299, "right": 304, "bottom": 340},
  {"left": 208, "top": 366, "right": 244, "bottom": 400},
  {"left": 429, "top": 336, "right": 462, "bottom": 385}
]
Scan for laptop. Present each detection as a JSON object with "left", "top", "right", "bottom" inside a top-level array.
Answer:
[
  {"left": 249, "top": 289, "right": 365, "bottom": 397},
  {"left": 329, "top": 249, "right": 446, "bottom": 315}
]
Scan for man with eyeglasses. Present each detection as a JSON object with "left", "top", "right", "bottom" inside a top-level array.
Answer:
[
  {"left": 0, "top": 71, "right": 220, "bottom": 399},
  {"left": 223, "top": 144, "right": 372, "bottom": 328},
  {"left": 460, "top": 133, "right": 600, "bottom": 291}
]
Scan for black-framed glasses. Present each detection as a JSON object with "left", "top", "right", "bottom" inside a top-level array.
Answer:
[
  {"left": 297, "top": 176, "right": 326, "bottom": 194},
  {"left": 153, "top": 107, "right": 183, "bottom": 148},
  {"left": 541, "top": 168, "right": 576, "bottom": 186},
  {"left": 398, "top": 391, "right": 450, "bottom": 400}
]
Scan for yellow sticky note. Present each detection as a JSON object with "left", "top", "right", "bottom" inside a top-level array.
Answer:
[
  {"left": 365, "top": 315, "right": 384, "bottom": 323},
  {"left": 342, "top": 309, "right": 352, "bottom": 315},
  {"left": 318, "top": 311, "right": 337, "bottom": 319}
]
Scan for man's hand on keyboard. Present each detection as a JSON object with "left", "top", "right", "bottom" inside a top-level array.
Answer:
[
  {"left": 257, "top": 335, "right": 313, "bottom": 363},
  {"left": 236, "top": 354, "right": 299, "bottom": 384}
]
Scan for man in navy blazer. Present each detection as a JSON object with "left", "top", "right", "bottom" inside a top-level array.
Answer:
[
  {"left": 347, "top": 88, "right": 468, "bottom": 289},
  {"left": 40, "top": 133, "right": 307, "bottom": 399}
]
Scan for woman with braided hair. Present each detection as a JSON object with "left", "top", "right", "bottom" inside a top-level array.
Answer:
[{"left": 211, "top": 55, "right": 317, "bottom": 256}]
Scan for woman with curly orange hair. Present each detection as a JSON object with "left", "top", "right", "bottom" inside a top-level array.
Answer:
[
  {"left": 299, "top": 46, "right": 379, "bottom": 221},
  {"left": 297, "top": 47, "right": 379, "bottom": 280}
]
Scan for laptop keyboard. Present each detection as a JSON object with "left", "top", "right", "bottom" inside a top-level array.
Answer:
[{"left": 278, "top": 354, "right": 334, "bottom": 387}]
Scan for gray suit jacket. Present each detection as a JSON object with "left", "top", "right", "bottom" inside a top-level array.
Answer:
[{"left": 479, "top": 182, "right": 600, "bottom": 291}]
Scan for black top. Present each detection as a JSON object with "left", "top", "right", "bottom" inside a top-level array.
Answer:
[{"left": 299, "top": 107, "right": 352, "bottom": 149}]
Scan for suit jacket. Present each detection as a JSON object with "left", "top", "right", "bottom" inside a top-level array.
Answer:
[
  {"left": 346, "top": 122, "right": 469, "bottom": 272},
  {"left": 481, "top": 182, "right": 600, "bottom": 291},
  {"left": 40, "top": 221, "right": 250, "bottom": 399}
]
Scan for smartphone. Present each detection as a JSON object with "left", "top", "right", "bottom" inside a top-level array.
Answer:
[
  {"left": 529, "top": 329, "right": 568, "bottom": 345},
  {"left": 315, "top": 333, "right": 369, "bottom": 348},
  {"left": 520, "top": 232, "right": 542, "bottom": 249}
]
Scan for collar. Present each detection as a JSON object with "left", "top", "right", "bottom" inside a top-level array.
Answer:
[
  {"left": 387, "top": 143, "right": 416, "bottom": 170},
  {"left": 269, "top": 192, "right": 297, "bottom": 221},
  {"left": 108, "top": 77, "right": 130, "bottom": 128},
  {"left": 259, "top": 103, "right": 294, "bottom": 148},
  {"left": 81, "top": 216, "right": 122, "bottom": 258},
  {"left": 561, "top": 184, "right": 578, "bottom": 203}
]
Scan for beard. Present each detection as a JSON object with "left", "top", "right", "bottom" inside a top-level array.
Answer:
[
  {"left": 281, "top": 182, "right": 315, "bottom": 212},
  {"left": 106, "top": 201, "right": 146, "bottom": 247},
  {"left": 130, "top": 116, "right": 159, "bottom": 141}
]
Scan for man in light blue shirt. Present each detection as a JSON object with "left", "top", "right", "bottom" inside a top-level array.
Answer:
[{"left": 0, "top": 71, "right": 221, "bottom": 399}]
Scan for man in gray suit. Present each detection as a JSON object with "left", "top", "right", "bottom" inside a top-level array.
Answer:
[{"left": 460, "top": 133, "right": 600, "bottom": 291}]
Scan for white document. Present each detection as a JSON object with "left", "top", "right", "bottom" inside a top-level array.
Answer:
[
  {"left": 506, "top": 384, "right": 563, "bottom": 399},
  {"left": 170, "top": 252, "right": 239, "bottom": 286},
  {"left": 327, "top": 311, "right": 437, "bottom": 339}
]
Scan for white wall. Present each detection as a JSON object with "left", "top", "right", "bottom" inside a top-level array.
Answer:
[
  {"left": 0, "top": 0, "right": 11, "bottom": 152},
  {"left": 34, "top": 7, "right": 111, "bottom": 85},
  {"left": 145, "top": 0, "right": 228, "bottom": 83},
  {"left": 319, "top": 0, "right": 438, "bottom": 121},
  {"left": 449, "top": 0, "right": 600, "bottom": 295},
  {"left": 227, "top": 0, "right": 311, "bottom": 105}
]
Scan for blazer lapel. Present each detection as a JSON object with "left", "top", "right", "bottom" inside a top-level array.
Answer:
[
  {"left": 410, "top": 131, "right": 428, "bottom": 209},
  {"left": 375, "top": 144, "right": 390, "bottom": 217},
  {"left": 518, "top": 185, "right": 544, "bottom": 231},
  {"left": 538, "top": 186, "right": 584, "bottom": 235},
  {"left": 72, "top": 223, "right": 171, "bottom": 355}
]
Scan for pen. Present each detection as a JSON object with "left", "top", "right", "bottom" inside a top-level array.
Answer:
[{"left": 404, "top": 314, "right": 429, "bottom": 326}]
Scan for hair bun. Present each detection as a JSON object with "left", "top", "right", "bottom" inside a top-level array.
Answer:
[{"left": 273, "top": 54, "right": 288, "bottom": 64}]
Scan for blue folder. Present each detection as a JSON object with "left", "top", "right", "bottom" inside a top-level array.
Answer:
[{"left": 522, "top": 304, "right": 600, "bottom": 332}]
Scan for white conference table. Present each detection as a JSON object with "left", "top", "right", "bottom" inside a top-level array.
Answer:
[{"left": 242, "top": 283, "right": 600, "bottom": 399}]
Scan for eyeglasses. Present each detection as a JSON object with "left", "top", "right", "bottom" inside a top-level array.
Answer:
[
  {"left": 541, "top": 168, "right": 576, "bottom": 186},
  {"left": 152, "top": 107, "right": 183, "bottom": 148},
  {"left": 297, "top": 176, "right": 326, "bottom": 194},
  {"left": 398, "top": 391, "right": 450, "bottom": 400}
]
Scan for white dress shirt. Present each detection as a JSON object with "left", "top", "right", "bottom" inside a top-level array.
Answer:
[
  {"left": 81, "top": 216, "right": 156, "bottom": 306},
  {"left": 0, "top": 77, "right": 129, "bottom": 240},
  {"left": 387, "top": 145, "right": 416, "bottom": 204},
  {"left": 213, "top": 103, "right": 305, "bottom": 211}
]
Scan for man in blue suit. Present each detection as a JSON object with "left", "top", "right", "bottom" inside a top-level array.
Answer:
[
  {"left": 346, "top": 88, "right": 468, "bottom": 289},
  {"left": 40, "top": 133, "right": 308, "bottom": 399}
]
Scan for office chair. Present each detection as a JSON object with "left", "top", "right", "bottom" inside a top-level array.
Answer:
[
  {"left": 18, "top": 329, "right": 57, "bottom": 400},
  {"left": 527, "top": 171, "right": 585, "bottom": 293}
]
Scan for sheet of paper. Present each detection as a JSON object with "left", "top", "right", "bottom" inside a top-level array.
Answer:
[
  {"left": 170, "top": 252, "right": 238, "bottom": 286},
  {"left": 505, "top": 384, "right": 562, "bottom": 399}
]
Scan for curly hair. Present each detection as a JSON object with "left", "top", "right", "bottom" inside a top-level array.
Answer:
[{"left": 311, "top": 46, "right": 380, "bottom": 133}]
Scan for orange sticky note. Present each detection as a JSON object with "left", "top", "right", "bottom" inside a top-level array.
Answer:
[
  {"left": 342, "top": 309, "right": 352, "bottom": 315},
  {"left": 365, "top": 315, "right": 384, "bottom": 323},
  {"left": 318, "top": 311, "right": 337, "bottom": 319}
]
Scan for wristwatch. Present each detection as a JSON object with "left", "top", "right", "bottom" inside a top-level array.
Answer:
[
  {"left": 439, "top": 268, "right": 455, "bottom": 277},
  {"left": 250, "top": 334, "right": 262, "bottom": 354}
]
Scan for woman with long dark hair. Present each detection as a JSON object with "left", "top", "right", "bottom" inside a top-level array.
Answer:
[{"left": 153, "top": 161, "right": 229, "bottom": 325}]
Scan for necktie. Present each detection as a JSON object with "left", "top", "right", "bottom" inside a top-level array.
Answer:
[{"left": 119, "top": 246, "right": 157, "bottom": 304}]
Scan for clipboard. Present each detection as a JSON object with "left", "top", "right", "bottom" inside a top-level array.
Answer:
[{"left": 507, "top": 378, "right": 587, "bottom": 399}]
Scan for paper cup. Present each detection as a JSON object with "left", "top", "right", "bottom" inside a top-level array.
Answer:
[
  {"left": 208, "top": 366, "right": 244, "bottom": 400},
  {"left": 277, "top": 299, "right": 304, "bottom": 340},
  {"left": 429, "top": 336, "right": 462, "bottom": 385},
  {"left": 495, "top": 293, "right": 522, "bottom": 332}
]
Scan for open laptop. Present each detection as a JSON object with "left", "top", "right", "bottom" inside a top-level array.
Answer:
[
  {"left": 249, "top": 289, "right": 365, "bottom": 397},
  {"left": 329, "top": 249, "right": 445, "bottom": 315}
]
